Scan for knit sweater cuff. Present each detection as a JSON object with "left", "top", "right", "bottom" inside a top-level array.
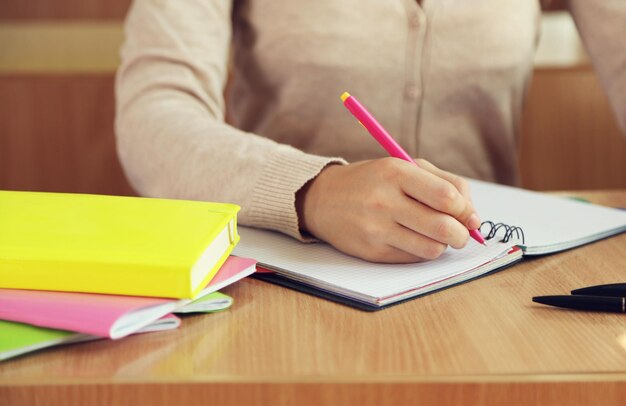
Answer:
[{"left": 247, "top": 148, "right": 347, "bottom": 242}]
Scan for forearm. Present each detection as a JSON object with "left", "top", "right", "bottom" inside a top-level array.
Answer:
[
  {"left": 116, "top": 80, "right": 346, "bottom": 240},
  {"left": 115, "top": 0, "right": 346, "bottom": 239}
]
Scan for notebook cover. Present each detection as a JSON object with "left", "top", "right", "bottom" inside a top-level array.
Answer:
[
  {"left": 0, "top": 191, "right": 240, "bottom": 298},
  {"left": 252, "top": 255, "right": 523, "bottom": 312}
]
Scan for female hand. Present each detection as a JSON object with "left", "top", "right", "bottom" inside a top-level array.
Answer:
[{"left": 296, "top": 157, "right": 481, "bottom": 263}]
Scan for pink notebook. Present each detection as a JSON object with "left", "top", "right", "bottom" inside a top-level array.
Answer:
[{"left": 0, "top": 256, "right": 256, "bottom": 339}]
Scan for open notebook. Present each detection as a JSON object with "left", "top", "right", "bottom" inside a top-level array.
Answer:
[{"left": 233, "top": 180, "right": 626, "bottom": 311}]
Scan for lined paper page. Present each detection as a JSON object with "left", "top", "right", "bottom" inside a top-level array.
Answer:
[
  {"left": 234, "top": 227, "right": 516, "bottom": 302},
  {"left": 469, "top": 180, "right": 626, "bottom": 254}
]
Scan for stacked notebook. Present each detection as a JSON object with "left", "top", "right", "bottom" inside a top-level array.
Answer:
[
  {"left": 0, "top": 191, "right": 256, "bottom": 361},
  {"left": 234, "top": 180, "right": 626, "bottom": 311}
]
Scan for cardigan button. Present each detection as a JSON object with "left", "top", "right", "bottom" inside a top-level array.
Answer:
[{"left": 405, "top": 84, "right": 420, "bottom": 99}]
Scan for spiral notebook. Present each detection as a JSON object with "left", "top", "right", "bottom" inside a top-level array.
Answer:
[{"left": 234, "top": 180, "right": 626, "bottom": 310}]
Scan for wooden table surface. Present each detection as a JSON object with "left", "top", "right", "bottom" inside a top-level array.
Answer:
[{"left": 1, "top": 191, "right": 626, "bottom": 406}]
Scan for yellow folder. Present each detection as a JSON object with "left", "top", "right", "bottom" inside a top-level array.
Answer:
[{"left": 0, "top": 191, "right": 240, "bottom": 299}]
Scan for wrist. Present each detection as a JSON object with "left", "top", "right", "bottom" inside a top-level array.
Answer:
[{"left": 295, "top": 164, "right": 342, "bottom": 238}]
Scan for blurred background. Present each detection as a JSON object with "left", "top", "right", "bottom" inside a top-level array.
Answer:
[{"left": 1, "top": 1, "right": 625, "bottom": 196}]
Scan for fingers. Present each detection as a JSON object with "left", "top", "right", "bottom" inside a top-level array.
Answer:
[
  {"left": 350, "top": 223, "right": 449, "bottom": 264},
  {"left": 385, "top": 224, "right": 449, "bottom": 261},
  {"left": 354, "top": 245, "right": 427, "bottom": 264},
  {"left": 415, "top": 159, "right": 472, "bottom": 200},
  {"left": 402, "top": 159, "right": 481, "bottom": 230},
  {"left": 393, "top": 197, "right": 469, "bottom": 249}
]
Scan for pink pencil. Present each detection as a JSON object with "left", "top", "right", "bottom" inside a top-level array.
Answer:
[{"left": 341, "top": 92, "right": 486, "bottom": 246}]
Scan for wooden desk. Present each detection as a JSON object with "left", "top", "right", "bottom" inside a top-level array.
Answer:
[{"left": 1, "top": 191, "right": 626, "bottom": 406}]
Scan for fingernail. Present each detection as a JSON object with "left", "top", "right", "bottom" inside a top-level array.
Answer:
[{"left": 468, "top": 213, "right": 481, "bottom": 230}]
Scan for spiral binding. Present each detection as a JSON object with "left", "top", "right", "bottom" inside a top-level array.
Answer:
[{"left": 479, "top": 221, "right": 525, "bottom": 244}]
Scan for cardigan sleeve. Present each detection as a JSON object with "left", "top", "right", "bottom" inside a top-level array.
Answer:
[
  {"left": 115, "top": 0, "right": 346, "bottom": 240},
  {"left": 569, "top": 0, "right": 626, "bottom": 135}
]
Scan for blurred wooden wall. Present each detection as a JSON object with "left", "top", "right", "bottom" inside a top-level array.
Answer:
[
  {"left": 520, "top": 67, "right": 626, "bottom": 190},
  {"left": 1, "top": 1, "right": 625, "bottom": 195},
  {"left": 0, "top": 0, "right": 134, "bottom": 195}
]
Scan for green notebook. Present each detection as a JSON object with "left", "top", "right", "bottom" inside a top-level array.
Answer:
[
  {"left": 177, "top": 291, "right": 234, "bottom": 313},
  {"left": 0, "top": 314, "right": 182, "bottom": 362},
  {"left": 0, "top": 320, "right": 90, "bottom": 362}
]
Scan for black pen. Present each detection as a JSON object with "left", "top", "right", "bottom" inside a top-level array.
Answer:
[
  {"left": 571, "top": 283, "right": 626, "bottom": 297},
  {"left": 532, "top": 295, "right": 626, "bottom": 313}
]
